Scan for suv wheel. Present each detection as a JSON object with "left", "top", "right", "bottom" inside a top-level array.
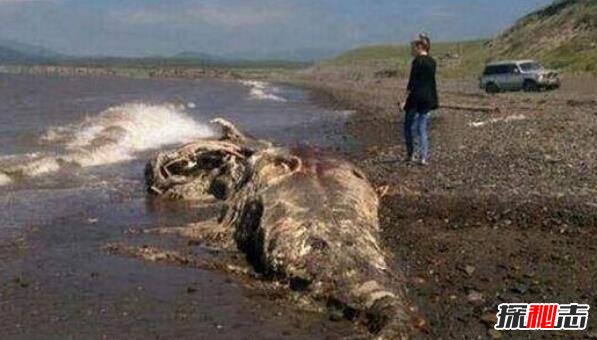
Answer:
[
  {"left": 523, "top": 80, "right": 539, "bottom": 92},
  {"left": 485, "top": 83, "right": 499, "bottom": 94}
]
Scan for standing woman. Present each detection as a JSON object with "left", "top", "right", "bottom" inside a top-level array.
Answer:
[{"left": 403, "top": 34, "right": 438, "bottom": 165}]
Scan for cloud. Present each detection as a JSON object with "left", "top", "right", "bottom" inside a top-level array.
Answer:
[
  {"left": 0, "top": 0, "right": 59, "bottom": 3},
  {"left": 0, "top": 0, "right": 555, "bottom": 57},
  {"left": 116, "top": 2, "right": 291, "bottom": 28},
  {"left": 426, "top": 7, "right": 458, "bottom": 19},
  {"left": 192, "top": 3, "right": 290, "bottom": 27}
]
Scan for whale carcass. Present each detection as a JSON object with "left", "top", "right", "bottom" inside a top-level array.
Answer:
[{"left": 140, "top": 118, "right": 415, "bottom": 338}]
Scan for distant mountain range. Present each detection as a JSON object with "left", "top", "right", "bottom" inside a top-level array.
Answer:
[
  {"left": 0, "top": 45, "right": 29, "bottom": 63},
  {"left": 220, "top": 47, "right": 344, "bottom": 62},
  {"left": 0, "top": 39, "right": 63, "bottom": 59},
  {"left": 0, "top": 39, "right": 340, "bottom": 66},
  {"left": 169, "top": 51, "right": 225, "bottom": 62},
  {"left": 0, "top": 39, "right": 64, "bottom": 63}
]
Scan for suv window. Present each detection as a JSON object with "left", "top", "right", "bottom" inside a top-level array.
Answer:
[
  {"left": 519, "top": 62, "right": 543, "bottom": 72},
  {"left": 484, "top": 64, "right": 518, "bottom": 75},
  {"left": 483, "top": 65, "right": 499, "bottom": 75},
  {"left": 507, "top": 64, "right": 520, "bottom": 74}
]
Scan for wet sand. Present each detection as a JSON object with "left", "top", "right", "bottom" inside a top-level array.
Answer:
[
  {"left": 0, "top": 74, "right": 363, "bottom": 339},
  {"left": 0, "top": 197, "right": 357, "bottom": 339}
]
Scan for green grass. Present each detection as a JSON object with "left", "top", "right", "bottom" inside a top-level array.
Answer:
[
  {"left": 542, "top": 43, "right": 597, "bottom": 73},
  {"left": 317, "top": 1, "right": 597, "bottom": 78},
  {"left": 489, "top": 0, "right": 597, "bottom": 74},
  {"left": 320, "top": 40, "right": 489, "bottom": 79}
]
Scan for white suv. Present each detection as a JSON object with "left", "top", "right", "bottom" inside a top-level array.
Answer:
[{"left": 479, "top": 60, "right": 560, "bottom": 93}]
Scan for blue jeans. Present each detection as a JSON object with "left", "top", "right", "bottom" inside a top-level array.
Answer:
[{"left": 404, "top": 110, "right": 429, "bottom": 161}]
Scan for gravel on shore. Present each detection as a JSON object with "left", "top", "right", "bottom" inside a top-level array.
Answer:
[{"left": 299, "top": 74, "right": 597, "bottom": 338}]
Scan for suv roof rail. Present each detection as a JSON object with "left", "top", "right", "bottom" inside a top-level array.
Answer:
[{"left": 486, "top": 59, "right": 536, "bottom": 66}]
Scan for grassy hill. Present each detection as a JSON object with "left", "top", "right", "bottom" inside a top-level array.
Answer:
[
  {"left": 488, "top": 0, "right": 597, "bottom": 73},
  {"left": 317, "top": 40, "right": 488, "bottom": 79},
  {"left": 316, "top": 0, "right": 596, "bottom": 79}
]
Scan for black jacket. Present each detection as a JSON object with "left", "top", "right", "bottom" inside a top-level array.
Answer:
[{"left": 405, "top": 55, "right": 438, "bottom": 112}]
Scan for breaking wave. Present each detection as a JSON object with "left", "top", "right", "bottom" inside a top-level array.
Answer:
[
  {"left": 240, "top": 80, "right": 287, "bottom": 102},
  {"left": 0, "top": 172, "right": 11, "bottom": 186},
  {"left": 0, "top": 103, "right": 214, "bottom": 184}
]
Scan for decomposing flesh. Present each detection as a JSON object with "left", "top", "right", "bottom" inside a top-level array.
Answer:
[{"left": 140, "top": 118, "right": 415, "bottom": 338}]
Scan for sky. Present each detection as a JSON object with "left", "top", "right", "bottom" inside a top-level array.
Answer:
[{"left": 0, "top": 0, "right": 554, "bottom": 58}]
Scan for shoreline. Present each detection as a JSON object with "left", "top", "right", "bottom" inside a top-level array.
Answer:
[
  {"left": 0, "top": 64, "right": 241, "bottom": 80},
  {"left": 0, "top": 75, "right": 367, "bottom": 339},
  {"left": 1, "top": 69, "right": 595, "bottom": 338}
]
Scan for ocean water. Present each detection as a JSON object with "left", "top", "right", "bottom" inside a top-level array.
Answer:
[
  {"left": 0, "top": 73, "right": 353, "bottom": 237},
  {"left": 0, "top": 73, "right": 356, "bottom": 338},
  {"left": 0, "top": 74, "right": 349, "bottom": 188}
]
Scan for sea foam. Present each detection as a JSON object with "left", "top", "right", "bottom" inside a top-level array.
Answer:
[
  {"left": 0, "top": 172, "right": 12, "bottom": 186},
  {"left": 1, "top": 102, "right": 214, "bottom": 179},
  {"left": 240, "top": 80, "right": 287, "bottom": 102}
]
